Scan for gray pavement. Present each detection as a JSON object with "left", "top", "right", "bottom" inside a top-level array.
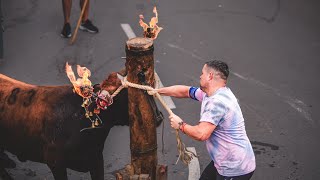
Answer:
[{"left": 1, "top": 0, "right": 320, "bottom": 179}]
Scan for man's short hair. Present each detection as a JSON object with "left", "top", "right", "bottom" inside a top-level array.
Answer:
[{"left": 205, "top": 60, "right": 229, "bottom": 80}]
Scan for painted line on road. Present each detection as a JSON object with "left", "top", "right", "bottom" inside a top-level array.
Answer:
[
  {"left": 167, "top": 43, "right": 206, "bottom": 61},
  {"left": 120, "top": 24, "right": 136, "bottom": 39},
  {"left": 121, "top": 23, "right": 176, "bottom": 109},
  {"left": 232, "top": 72, "right": 313, "bottom": 125},
  {"left": 187, "top": 147, "right": 201, "bottom": 180}
]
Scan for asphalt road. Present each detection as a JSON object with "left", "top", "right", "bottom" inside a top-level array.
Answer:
[{"left": 1, "top": 0, "right": 320, "bottom": 179}]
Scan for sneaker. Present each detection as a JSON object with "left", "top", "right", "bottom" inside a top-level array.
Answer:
[
  {"left": 80, "top": 19, "right": 99, "bottom": 33},
  {"left": 61, "top": 23, "right": 72, "bottom": 38}
]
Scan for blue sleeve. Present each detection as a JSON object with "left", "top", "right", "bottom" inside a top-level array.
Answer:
[{"left": 189, "top": 86, "right": 199, "bottom": 101}]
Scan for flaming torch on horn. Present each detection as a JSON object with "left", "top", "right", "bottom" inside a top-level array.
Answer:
[
  {"left": 65, "top": 62, "right": 93, "bottom": 98},
  {"left": 65, "top": 62, "right": 101, "bottom": 129},
  {"left": 139, "top": 6, "right": 163, "bottom": 40},
  {"left": 65, "top": 62, "right": 114, "bottom": 129}
]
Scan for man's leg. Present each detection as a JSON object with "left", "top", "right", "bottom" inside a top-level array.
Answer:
[
  {"left": 79, "top": 0, "right": 99, "bottom": 33},
  {"left": 237, "top": 171, "right": 254, "bottom": 180},
  {"left": 216, "top": 171, "right": 254, "bottom": 180},
  {"left": 199, "top": 161, "right": 217, "bottom": 180},
  {"left": 80, "top": 0, "right": 89, "bottom": 22},
  {"left": 61, "top": 0, "right": 72, "bottom": 38},
  {"left": 62, "top": 0, "right": 72, "bottom": 24}
]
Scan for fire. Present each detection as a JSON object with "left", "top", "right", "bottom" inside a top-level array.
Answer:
[
  {"left": 65, "top": 62, "right": 93, "bottom": 98},
  {"left": 139, "top": 6, "right": 163, "bottom": 40}
]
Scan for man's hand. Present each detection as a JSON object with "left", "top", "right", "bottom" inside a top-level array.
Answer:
[{"left": 169, "top": 113, "right": 183, "bottom": 130}]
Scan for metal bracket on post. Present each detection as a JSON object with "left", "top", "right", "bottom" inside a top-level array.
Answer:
[{"left": 137, "top": 71, "right": 164, "bottom": 126}]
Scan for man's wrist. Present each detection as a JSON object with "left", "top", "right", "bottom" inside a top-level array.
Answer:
[{"left": 178, "top": 121, "right": 186, "bottom": 133}]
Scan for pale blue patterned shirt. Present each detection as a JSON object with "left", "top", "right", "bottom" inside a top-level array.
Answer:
[{"left": 189, "top": 86, "right": 256, "bottom": 176}]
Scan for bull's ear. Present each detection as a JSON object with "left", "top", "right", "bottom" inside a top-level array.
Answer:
[{"left": 117, "top": 67, "right": 127, "bottom": 77}]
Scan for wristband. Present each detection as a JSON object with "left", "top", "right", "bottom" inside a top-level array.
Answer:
[
  {"left": 178, "top": 121, "right": 184, "bottom": 131},
  {"left": 181, "top": 122, "right": 187, "bottom": 133}
]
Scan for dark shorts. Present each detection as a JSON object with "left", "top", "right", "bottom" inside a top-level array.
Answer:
[{"left": 199, "top": 161, "right": 254, "bottom": 180}]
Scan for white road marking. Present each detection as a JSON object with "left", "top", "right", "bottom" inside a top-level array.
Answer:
[
  {"left": 232, "top": 72, "right": 248, "bottom": 80},
  {"left": 167, "top": 43, "right": 206, "bottom": 61},
  {"left": 120, "top": 24, "right": 136, "bottom": 39},
  {"left": 121, "top": 23, "right": 176, "bottom": 109},
  {"left": 187, "top": 147, "right": 201, "bottom": 180},
  {"left": 232, "top": 71, "right": 313, "bottom": 125}
]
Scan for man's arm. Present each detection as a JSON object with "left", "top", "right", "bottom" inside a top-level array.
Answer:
[
  {"left": 157, "top": 85, "right": 190, "bottom": 98},
  {"left": 169, "top": 114, "right": 216, "bottom": 141},
  {"left": 183, "top": 122, "right": 216, "bottom": 141}
]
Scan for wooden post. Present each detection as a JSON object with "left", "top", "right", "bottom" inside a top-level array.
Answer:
[{"left": 125, "top": 37, "right": 157, "bottom": 179}]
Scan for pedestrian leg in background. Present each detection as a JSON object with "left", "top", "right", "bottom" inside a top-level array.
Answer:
[
  {"left": 79, "top": 0, "right": 98, "bottom": 33},
  {"left": 61, "top": 0, "right": 72, "bottom": 38},
  {"left": 80, "top": 0, "right": 89, "bottom": 22},
  {"left": 70, "top": 0, "right": 88, "bottom": 44}
]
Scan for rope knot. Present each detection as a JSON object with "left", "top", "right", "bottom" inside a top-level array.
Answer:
[
  {"left": 121, "top": 77, "right": 129, "bottom": 88},
  {"left": 147, "top": 89, "right": 158, "bottom": 96}
]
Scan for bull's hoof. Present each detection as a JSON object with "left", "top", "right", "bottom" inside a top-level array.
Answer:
[
  {"left": 0, "top": 168, "right": 13, "bottom": 180},
  {"left": 0, "top": 152, "right": 16, "bottom": 169}
]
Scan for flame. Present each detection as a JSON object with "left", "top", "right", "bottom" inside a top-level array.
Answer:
[
  {"left": 65, "top": 62, "right": 92, "bottom": 98},
  {"left": 139, "top": 6, "right": 163, "bottom": 40}
]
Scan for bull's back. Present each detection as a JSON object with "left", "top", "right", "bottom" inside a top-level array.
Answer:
[{"left": 0, "top": 74, "right": 78, "bottom": 161}]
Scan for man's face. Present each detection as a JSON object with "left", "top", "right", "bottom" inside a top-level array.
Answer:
[{"left": 200, "top": 65, "right": 210, "bottom": 92}]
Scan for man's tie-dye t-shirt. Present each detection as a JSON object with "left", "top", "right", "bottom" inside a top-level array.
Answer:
[{"left": 189, "top": 86, "right": 256, "bottom": 176}]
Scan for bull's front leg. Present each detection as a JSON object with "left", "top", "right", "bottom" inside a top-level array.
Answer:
[
  {"left": 44, "top": 144, "right": 68, "bottom": 180},
  {"left": 0, "top": 167, "right": 13, "bottom": 180},
  {"left": 89, "top": 154, "right": 104, "bottom": 180},
  {"left": 48, "top": 165, "right": 68, "bottom": 180}
]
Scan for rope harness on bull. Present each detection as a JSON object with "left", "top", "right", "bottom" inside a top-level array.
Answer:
[
  {"left": 65, "top": 63, "right": 115, "bottom": 131},
  {"left": 111, "top": 74, "right": 197, "bottom": 165},
  {"left": 76, "top": 86, "right": 114, "bottom": 132}
]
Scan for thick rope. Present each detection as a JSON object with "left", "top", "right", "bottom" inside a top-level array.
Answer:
[
  {"left": 111, "top": 85, "right": 125, "bottom": 98},
  {"left": 111, "top": 76, "right": 197, "bottom": 165}
]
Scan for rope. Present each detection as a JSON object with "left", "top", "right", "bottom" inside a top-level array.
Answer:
[
  {"left": 111, "top": 85, "right": 125, "bottom": 98},
  {"left": 111, "top": 76, "right": 197, "bottom": 165}
]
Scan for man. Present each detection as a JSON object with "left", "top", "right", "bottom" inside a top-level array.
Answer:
[
  {"left": 157, "top": 60, "right": 256, "bottom": 180},
  {"left": 61, "top": 0, "right": 99, "bottom": 38}
]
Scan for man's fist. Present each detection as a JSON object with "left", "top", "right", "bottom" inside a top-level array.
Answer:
[{"left": 169, "top": 113, "right": 183, "bottom": 130}]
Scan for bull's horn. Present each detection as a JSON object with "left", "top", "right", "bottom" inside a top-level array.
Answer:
[{"left": 116, "top": 73, "right": 124, "bottom": 81}]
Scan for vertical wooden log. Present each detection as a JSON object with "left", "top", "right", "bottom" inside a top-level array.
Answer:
[{"left": 125, "top": 37, "right": 157, "bottom": 179}]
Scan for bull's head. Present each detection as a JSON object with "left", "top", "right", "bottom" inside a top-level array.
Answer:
[
  {"left": 91, "top": 72, "right": 129, "bottom": 127},
  {"left": 98, "top": 72, "right": 163, "bottom": 127}
]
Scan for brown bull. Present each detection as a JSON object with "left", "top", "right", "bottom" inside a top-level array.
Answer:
[{"left": 0, "top": 72, "right": 132, "bottom": 180}]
